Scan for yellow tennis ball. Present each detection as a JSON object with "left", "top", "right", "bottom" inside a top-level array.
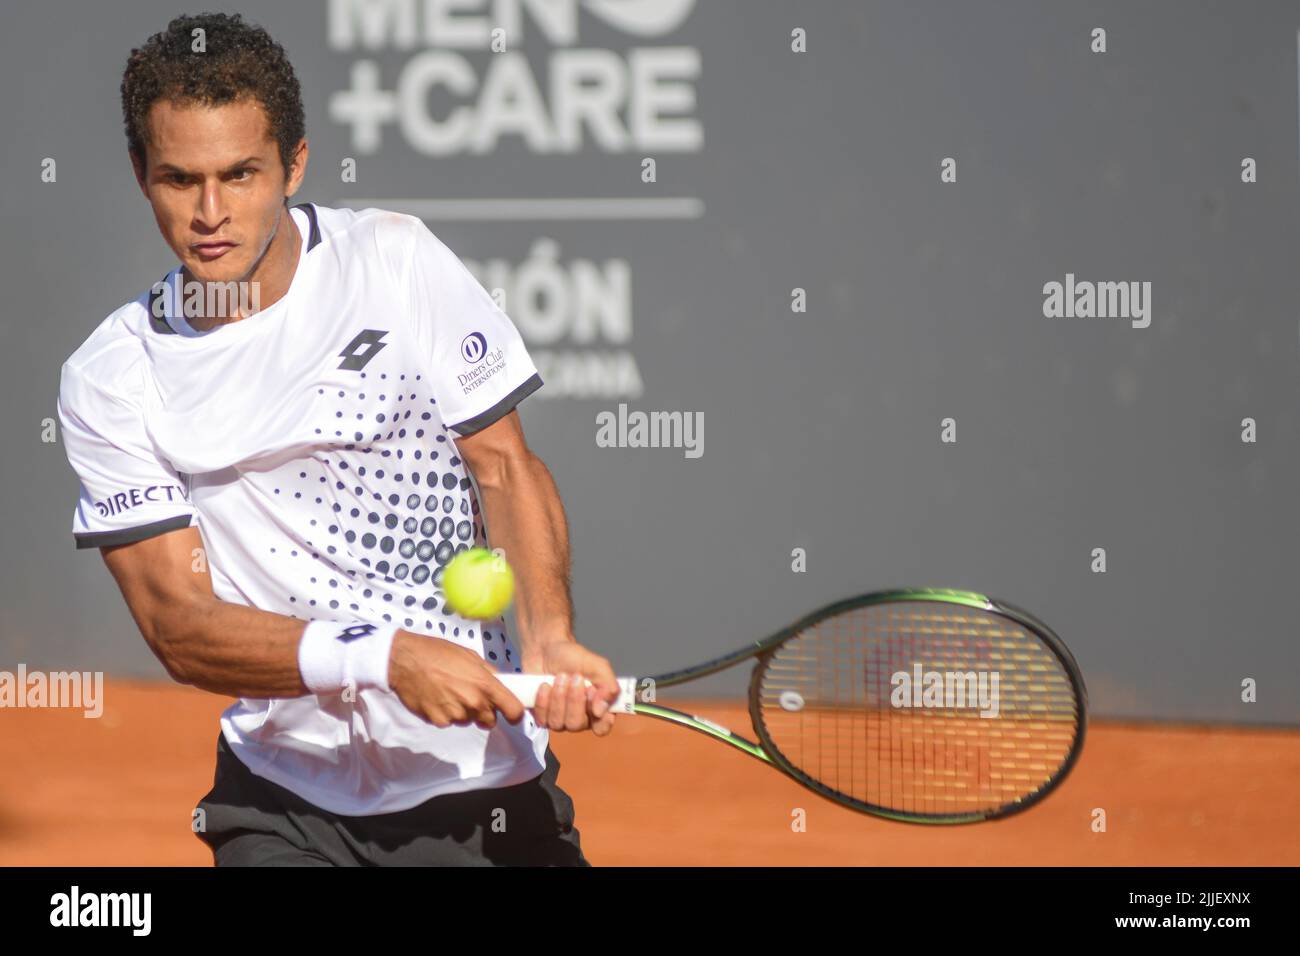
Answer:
[{"left": 442, "top": 548, "right": 514, "bottom": 619}]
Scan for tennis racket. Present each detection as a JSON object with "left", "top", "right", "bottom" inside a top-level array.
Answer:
[{"left": 499, "top": 588, "right": 1087, "bottom": 824}]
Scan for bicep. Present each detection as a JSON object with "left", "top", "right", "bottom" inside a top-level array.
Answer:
[
  {"left": 99, "top": 525, "right": 214, "bottom": 660},
  {"left": 456, "top": 410, "right": 533, "bottom": 489}
]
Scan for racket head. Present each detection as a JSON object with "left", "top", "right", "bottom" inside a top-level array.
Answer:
[{"left": 746, "top": 589, "right": 1087, "bottom": 824}]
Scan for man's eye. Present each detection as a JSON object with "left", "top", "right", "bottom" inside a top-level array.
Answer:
[{"left": 231, "top": 168, "right": 253, "bottom": 180}]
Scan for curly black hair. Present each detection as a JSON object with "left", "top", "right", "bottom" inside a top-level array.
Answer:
[{"left": 121, "top": 12, "right": 305, "bottom": 175}]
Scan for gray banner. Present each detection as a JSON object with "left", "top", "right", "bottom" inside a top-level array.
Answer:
[{"left": 3, "top": 1, "right": 1298, "bottom": 724}]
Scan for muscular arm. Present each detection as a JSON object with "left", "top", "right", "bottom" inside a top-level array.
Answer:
[
  {"left": 99, "top": 414, "right": 572, "bottom": 693},
  {"left": 456, "top": 411, "right": 575, "bottom": 667},
  {"left": 100, "top": 526, "right": 312, "bottom": 698},
  {"left": 97, "top": 413, "right": 596, "bottom": 729},
  {"left": 456, "top": 410, "right": 618, "bottom": 730},
  {"left": 99, "top": 527, "right": 521, "bottom": 730}
]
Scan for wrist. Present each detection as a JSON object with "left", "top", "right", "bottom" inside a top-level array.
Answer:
[
  {"left": 520, "top": 618, "right": 574, "bottom": 646},
  {"left": 521, "top": 629, "right": 575, "bottom": 666},
  {"left": 298, "top": 621, "right": 398, "bottom": 695},
  {"left": 387, "top": 630, "right": 420, "bottom": 692}
]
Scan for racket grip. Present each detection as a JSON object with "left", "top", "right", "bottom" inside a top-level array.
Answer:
[{"left": 497, "top": 673, "right": 638, "bottom": 714}]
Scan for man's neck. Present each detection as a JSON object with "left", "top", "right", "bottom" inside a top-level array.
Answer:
[{"left": 182, "top": 205, "right": 302, "bottom": 332}]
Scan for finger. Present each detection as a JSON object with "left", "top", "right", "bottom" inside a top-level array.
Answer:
[
  {"left": 533, "top": 680, "right": 552, "bottom": 726},
  {"left": 591, "top": 712, "right": 615, "bottom": 737},
  {"left": 565, "top": 673, "right": 588, "bottom": 731},
  {"left": 545, "top": 675, "right": 570, "bottom": 730},
  {"left": 594, "top": 660, "right": 619, "bottom": 691},
  {"left": 486, "top": 676, "right": 525, "bottom": 725},
  {"left": 587, "top": 684, "right": 608, "bottom": 720},
  {"left": 590, "top": 663, "right": 620, "bottom": 717}
]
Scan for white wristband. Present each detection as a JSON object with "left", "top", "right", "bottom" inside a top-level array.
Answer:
[{"left": 298, "top": 621, "right": 398, "bottom": 695}]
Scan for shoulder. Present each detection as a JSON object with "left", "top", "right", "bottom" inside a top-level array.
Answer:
[
  {"left": 308, "top": 203, "right": 458, "bottom": 275},
  {"left": 309, "top": 203, "right": 427, "bottom": 255},
  {"left": 59, "top": 298, "right": 154, "bottom": 415}
]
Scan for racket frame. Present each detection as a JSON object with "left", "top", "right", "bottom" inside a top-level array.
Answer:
[{"left": 632, "top": 588, "right": 1088, "bottom": 825}]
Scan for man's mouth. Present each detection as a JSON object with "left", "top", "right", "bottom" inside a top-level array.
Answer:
[{"left": 192, "top": 241, "right": 237, "bottom": 261}]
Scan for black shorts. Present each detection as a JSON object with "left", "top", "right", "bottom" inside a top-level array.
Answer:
[{"left": 194, "top": 732, "right": 589, "bottom": 866}]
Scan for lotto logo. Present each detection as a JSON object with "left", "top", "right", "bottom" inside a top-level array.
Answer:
[
  {"left": 338, "top": 330, "right": 389, "bottom": 371},
  {"left": 335, "top": 624, "right": 377, "bottom": 643}
]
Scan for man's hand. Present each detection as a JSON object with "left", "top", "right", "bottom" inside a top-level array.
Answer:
[
  {"left": 388, "top": 632, "right": 526, "bottom": 730},
  {"left": 524, "top": 640, "right": 619, "bottom": 737}
]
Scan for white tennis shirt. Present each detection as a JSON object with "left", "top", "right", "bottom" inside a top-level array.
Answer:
[{"left": 58, "top": 204, "right": 551, "bottom": 814}]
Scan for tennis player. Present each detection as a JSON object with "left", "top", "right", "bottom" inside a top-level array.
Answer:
[{"left": 57, "top": 12, "right": 620, "bottom": 866}]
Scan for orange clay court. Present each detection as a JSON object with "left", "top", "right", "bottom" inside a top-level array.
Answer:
[{"left": 1, "top": 679, "right": 1296, "bottom": 866}]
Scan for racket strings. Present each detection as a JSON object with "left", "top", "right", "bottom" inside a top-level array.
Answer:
[{"left": 754, "top": 602, "right": 1080, "bottom": 818}]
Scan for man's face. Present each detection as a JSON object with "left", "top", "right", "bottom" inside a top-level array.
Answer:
[{"left": 134, "top": 97, "right": 303, "bottom": 283}]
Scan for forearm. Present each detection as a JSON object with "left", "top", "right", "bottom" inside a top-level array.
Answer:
[
  {"left": 472, "top": 449, "right": 575, "bottom": 664},
  {"left": 148, "top": 596, "right": 314, "bottom": 697}
]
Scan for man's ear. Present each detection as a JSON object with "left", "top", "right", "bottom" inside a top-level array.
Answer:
[
  {"left": 283, "top": 138, "right": 309, "bottom": 199},
  {"left": 129, "top": 149, "right": 149, "bottom": 197}
]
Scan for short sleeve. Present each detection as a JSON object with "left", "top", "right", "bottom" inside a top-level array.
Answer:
[
  {"left": 403, "top": 221, "right": 543, "bottom": 436},
  {"left": 58, "top": 362, "right": 197, "bottom": 549}
]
